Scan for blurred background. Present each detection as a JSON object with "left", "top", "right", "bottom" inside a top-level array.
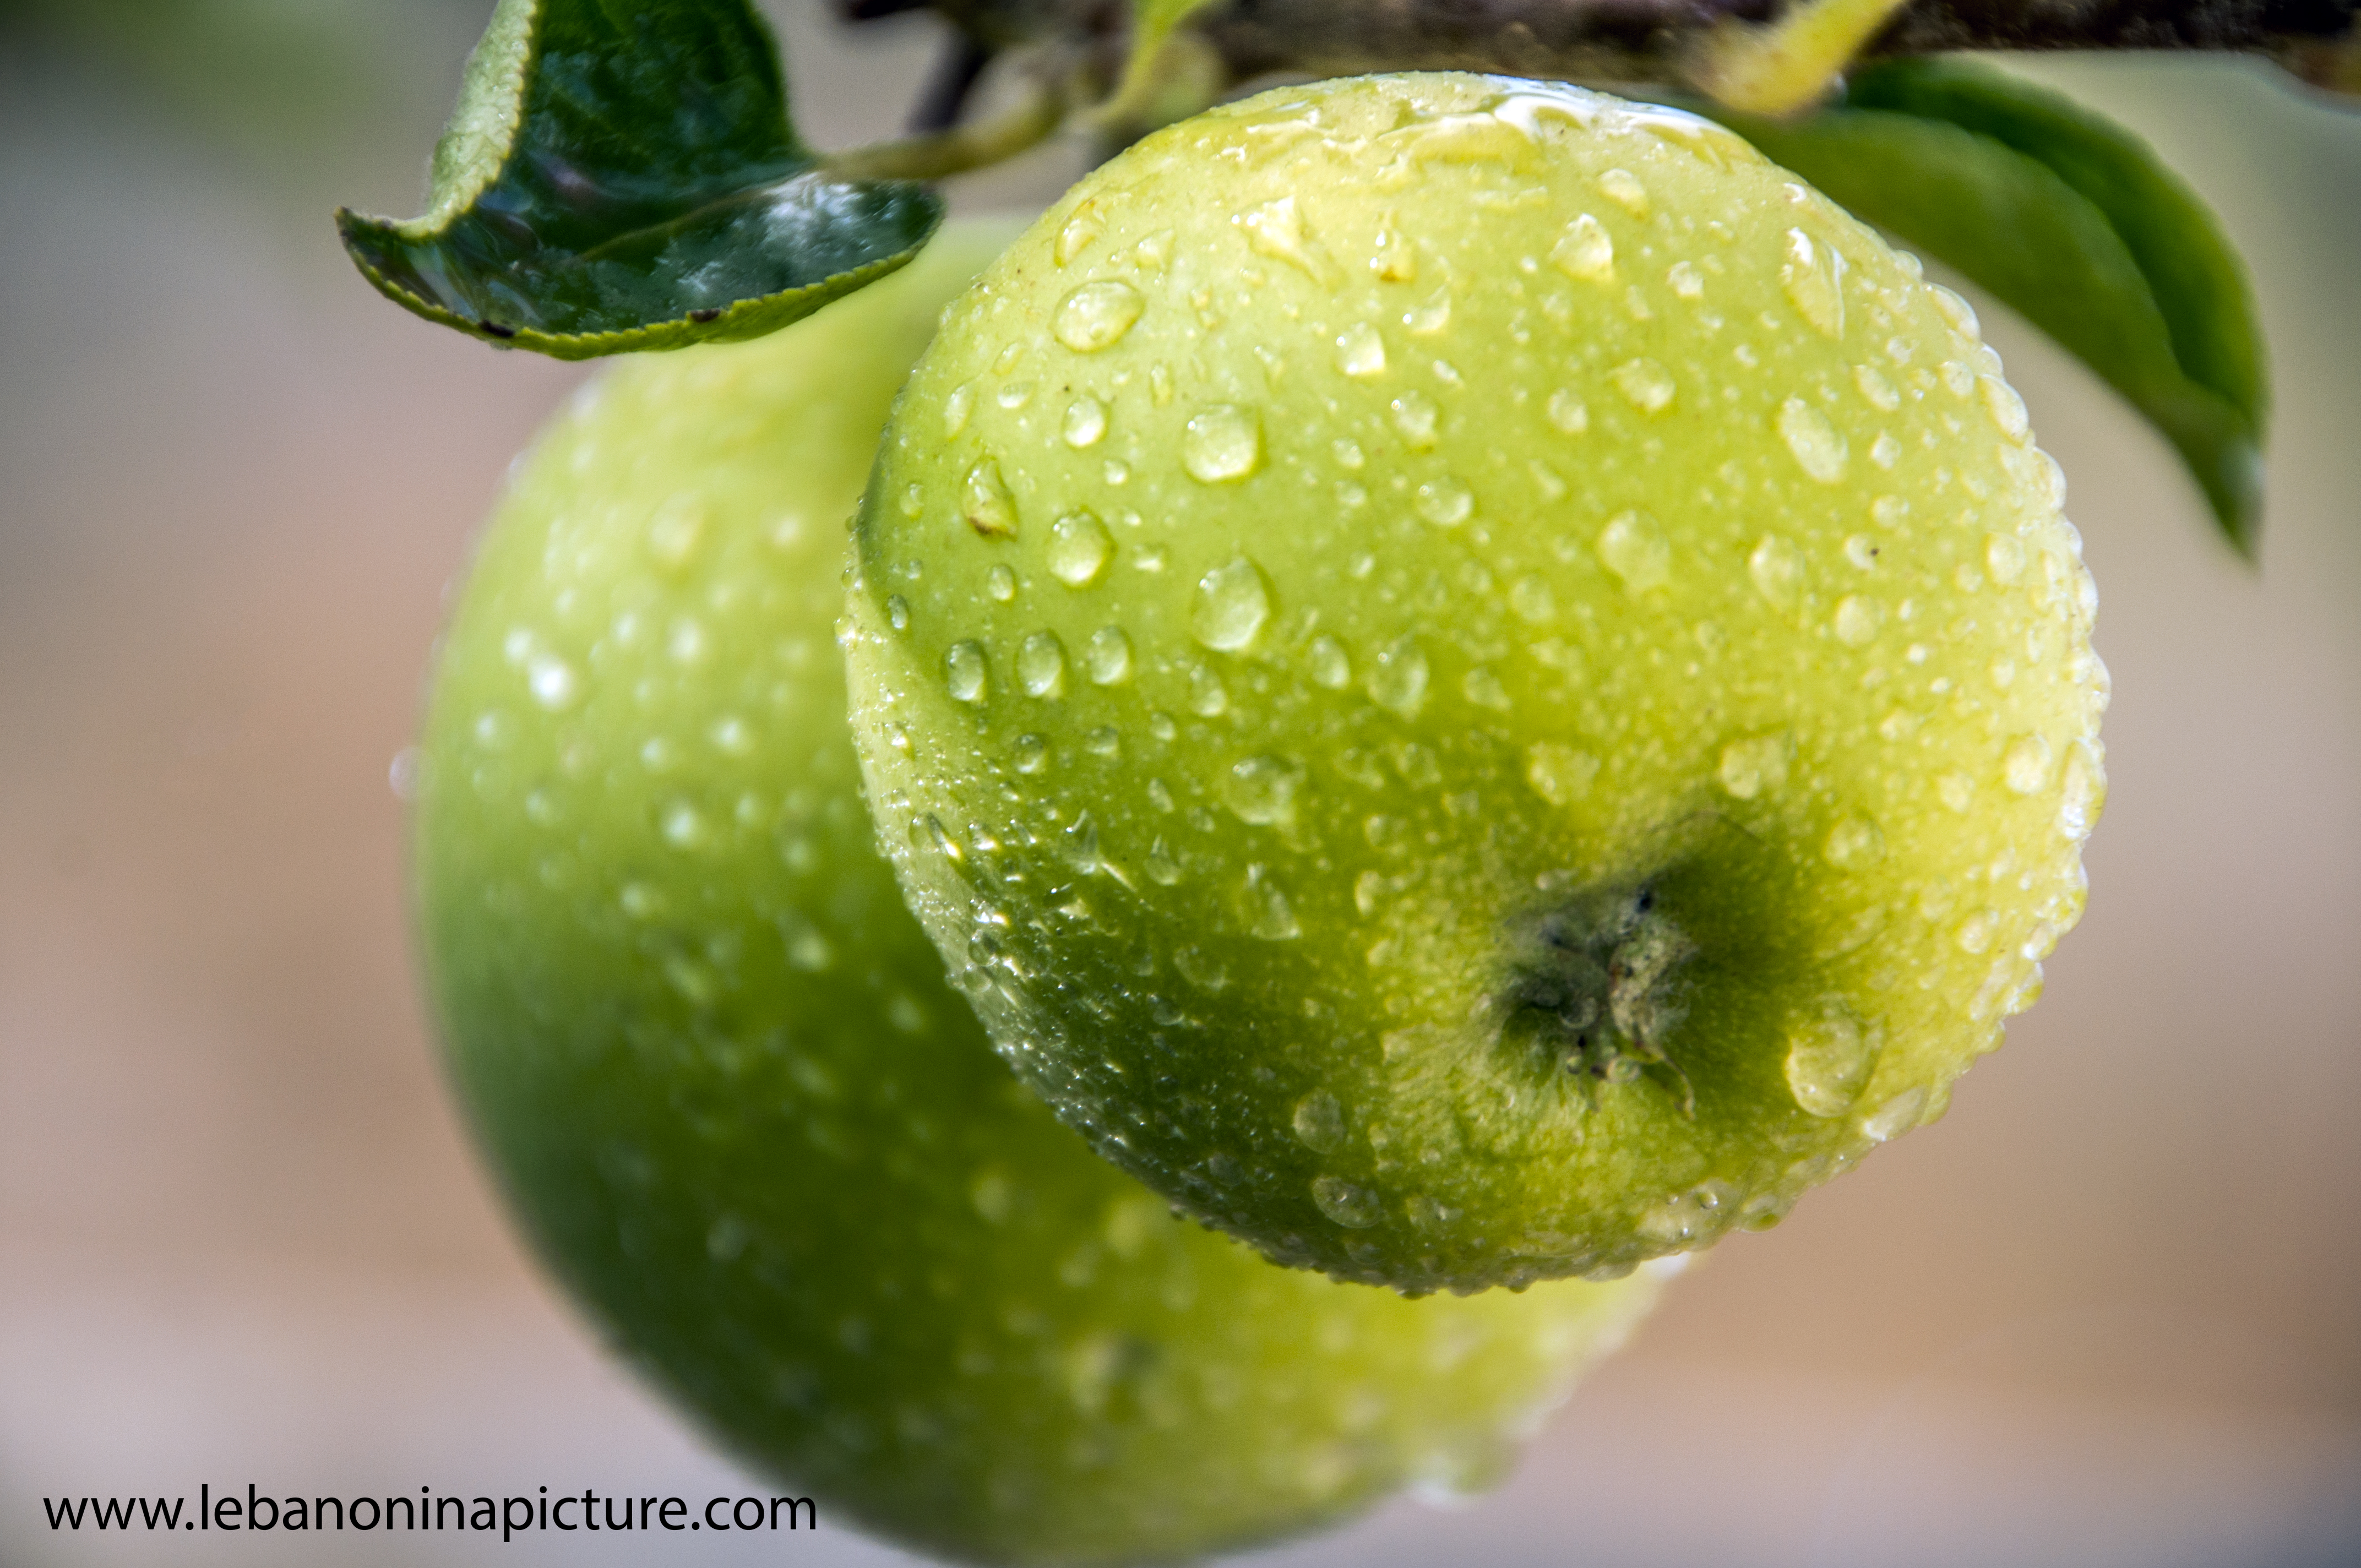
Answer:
[{"left": 2, "top": 4, "right": 2357, "bottom": 1564}]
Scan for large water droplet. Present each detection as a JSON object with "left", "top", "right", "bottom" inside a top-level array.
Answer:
[
  {"left": 1550, "top": 213, "right": 1615, "bottom": 283},
  {"left": 1312, "top": 1175, "right": 1383, "bottom": 1228},
  {"left": 1390, "top": 390, "right": 1439, "bottom": 449},
  {"left": 1415, "top": 476, "right": 1474, "bottom": 527},
  {"left": 1307, "top": 635, "right": 1351, "bottom": 689},
  {"left": 1084, "top": 625, "right": 1133, "bottom": 685},
  {"left": 1750, "top": 533, "right": 1803, "bottom": 609},
  {"left": 1048, "top": 510, "right": 1113, "bottom": 587},
  {"left": 1062, "top": 394, "right": 1108, "bottom": 449},
  {"left": 1237, "top": 195, "right": 1330, "bottom": 279},
  {"left": 1226, "top": 754, "right": 1305, "bottom": 826},
  {"left": 1244, "top": 863, "right": 1302, "bottom": 939},
  {"left": 1612, "top": 358, "right": 1677, "bottom": 415},
  {"left": 1833, "top": 595, "right": 1883, "bottom": 646},
  {"left": 1598, "top": 510, "right": 1671, "bottom": 590},
  {"left": 944, "top": 640, "right": 989, "bottom": 704},
  {"left": 1335, "top": 322, "right": 1386, "bottom": 377},
  {"left": 1183, "top": 405, "right": 1263, "bottom": 482},
  {"left": 1523, "top": 742, "right": 1598, "bottom": 805},
  {"left": 1718, "top": 734, "right": 1789, "bottom": 799},
  {"left": 1367, "top": 636, "right": 1429, "bottom": 718},
  {"left": 964, "top": 458, "right": 1018, "bottom": 537},
  {"left": 1052, "top": 280, "right": 1145, "bottom": 353},
  {"left": 1019, "top": 630, "right": 1066, "bottom": 698},
  {"left": 1778, "top": 398, "right": 1849, "bottom": 482},
  {"left": 1785, "top": 1002, "right": 1881, "bottom": 1117},
  {"left": 1861, "top": 1086, "right": 1927, "bottom": 1142},
  {"left": 1192, "top": 557, "right": 1272, "bottom": 651},
  {"left": 1780, "top": 227, "right": 1845, "bottom": 338},
  {"left": 2004, "top": 733, "right": 2054, "bottom": 794},
  {"left": 1291, "top": 1091, "right": 1346, "bottom": 1151}
]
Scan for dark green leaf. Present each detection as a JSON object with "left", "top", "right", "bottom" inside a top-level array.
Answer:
[
  {"left": 1711, "top": 61, "right": 2268, "bottom": 554},
  {"left": 335, "top": 0, "right": 943, "bottom": 359}
]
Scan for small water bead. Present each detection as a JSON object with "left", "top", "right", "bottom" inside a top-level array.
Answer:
[
  {"left": 1047, "top": 510, "right": 1113, "bottom": 587},
  {"left": 1546, "top": 388, "right": 1588, "bottom": 434},
  {"left": 1019, "top": 631, "right": 1067, "bottom": 698},
  {"left": 1367, "top": 636, "right": 1430, "bottom": 719},
  {"left": 1013, "top": 732, "right": 1052, "bottom": 774},
  {"left": 1954, "top": 908, "right": 1999, "bottom": 954},
  {"left": 1244, "top": 864, "right": 1303, "bottom": 940},
  {"left": 1335, "top": 323, "right": 1386, "bottom": 378},
  {"left": 1509, "top": 575, "right": 1555, "bottom": 623},
  {"left": 1636, "top": 1183, "right": 1735, "bottom": 1246},
  {"left": 986, "top": 564, "right": 1016, "bottom": 602},
  {"left": 1928, "top": 284, "right": 1979, "bottom": 336},
  {"left": 1370, "top": 221, "right": 1417, "bottom": 282},
  {"left": 2004, "top": 733, "right": 2054, "bottom": 794},
  {"left": 1597, "top": 167, "right": 1649, "bottom": 216},
  {"left": 1861, "top": 1086, "right": 1928, "bottom": 1143},
  {"left": 1717, "top": 734, "right": 1788, "bottom": 799},
  {"left": 1938, "top": 771, "right": 1976, "bottom": 813},
  {"left": 2058, "top": 738, "right": 2103, "bottom": 840},
  {"left": 996, "top": 381, "right": 1034, "bottom": 411},
  {"left": 1781, "top": 228, "right": 1845, "bottom": 339},
  {"left": 1056, "top": 200, "right": 1104, "bottom": 265},
  {"left": 1061, "top": 395, "right": 1108, "bottom": 448},
  {"left": 1461, "top": 666, "right": 1511, "bottom": 709},
  {"left": 1549, "top": 214, "right": 1615, "bottom": 283},
  {"left": 527, "top": 654, "right": 579, "bottom": 711},
  {"left": 1824, "top": 816, "right": 1884, "bottom": 868},
  {"left": 944, "top": 640, "right": 989, "bottom": 704},
  {"left": 1192, "top": 557, "right": 1273, "bottom": 651},
  {"left": 1307, "top": 635, "right": 1351, "bottom": 689},
  {"left": 1854, "top": 364, "right": 1901, "bottom": 411},
  {"left": 660, "top": 800, "right": 706, "bottom": 850},
  {"left": 1749, "top": 533, "right": 1803, "bottom": 609},
  {"left": 1778, "top": 398, "right": 1849, "bottom": 482},
  {"left": 1415, "top": 477, "right": 1474, "bottom": 527},
  {"left": 1598, "top": 510, "right": 1671, "bottom": 591},
  {"left": 1784, "top": 1003, "right": 1881, "bottom": 1117},
  {"left": 1183, "top": 405, "right": 1263, "bottom": 482},
  {"left": 964, "top": 458, "right": 1018, "bottom": 537},
  {"left": 1291, "top": 1091, "right": 1347, "bottom": 1152},
  {"left": 943, "top": 382, "right": 975, "bottom": 436},
  {"left": 1083, "top": 625, "right": 1132, "bottom": 685},
  {"left": 1402, "top": 288, "right": 1451, "bottom": 336},
  {"left": 1611, "top": 358, "right": 1677, "bottom": 415},
  {"left": 1144, "top": 839, "right": 1180, "bottom": 885},
  {"left": 1052, "top": 280, "right": 1145, "bottom": 353},
  {"left": 1981, "top": 375, "right": 2031, "bottom": 441},
  {"left": 1390, "top": 390, "right": 1440, "bottom": 448},
  {"left": 1312, "top": 1176, "right": 1383, "bottom": 1229},
  {"left": 1939, "top": 359, "right": 1977, "bottom": 398},
  {"left": 1523, "top": 741, "right": 1598, "bottom": 806},
  {"left": 1986, "top": 533, "right": 2026, "bottom": 583},
  {"left": 1870, "top": 494, "right": 1908, "bottom": 530}
]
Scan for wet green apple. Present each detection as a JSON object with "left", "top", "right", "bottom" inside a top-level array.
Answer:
[
  {"left": 842, "top": 76, "right": 2108, "bottom": 1294},
  {"left": 413, "top": 219, "right": 1664, "bottom": 1567}
]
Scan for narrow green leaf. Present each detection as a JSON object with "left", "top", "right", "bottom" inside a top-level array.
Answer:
[
  {"left": 1712, "top": 61, "right": 2268, "bottom": 554},
  {"left": 335, "top": 0, "right": 943, "bottom": 359}
]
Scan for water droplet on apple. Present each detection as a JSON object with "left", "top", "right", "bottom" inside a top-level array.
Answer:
[
  {"left": 943, "top": 380, "right": 975, "bottom": 435},
  {"left": 1307, "top": 634, "right": 1351, "bottom": 688},
  {"left": 1596, "top": 167, "right": 1648, "bottom": 216},
  {"left": 1084, "top": 625, "right": 1132, "bottom": 685},
  {"left": 1335, "top": 322, "right": 1386, "bottom": 377},
  {"left": 1225, "top": 754, "right": 1305, "bottom": 826},
  {"left": 1019, "top": 630, "right": 1066, "bottom": 698},
  {"left": 1780, "top": 228, "right": 1844, "bottom": 339},
  {"left": 1312, "top": 1176, "right": 1383, "bottom": 1228},
  {"left": 1778, "top": 398, "right": 1848, "bottom": 482},
  {"left": 1062, "top": 394, "right": 1108, "bottom": 448},
  {"left": 1192, "top": 557, "right": 1273, "bottom": 651},
  {"left": 1415, "top": 476, "right": 1475, "bottom": 527},
  {"left": 1597, "top": 510, "right": 1671, "bottom": 591},
  {"left": 527, "top": 654, "right": 579, "bottom": 711},
  {"left": 1832, "top": 595, "right": 1883, "bottom": 645},
  {"left": 1823, "top": 816, "right": 1884, "bottom": 867},
  {"left": 1785, "top": 1002, "right": 1882, "bottom": 1117},
  {"left": 1188, "top": 663, "right": 1230, "bottom": 716},
  {"left": 1749, "top": 533, "right": 1803, "bottom": 609},
  {"left": 1853, "top": 364, "right": 1900, "bottom": 410},
  {"left": 1860, "top": 1086, "right": 1927, "bottom": 1142},
  {"left": 1047, "top": 510, "right": 1113, "bottom": 587},
  {"left": 1717, "top": 734, "right": 1788, "bottom": 799},
  {"left": 1549, "top": 213, "right": 1615, "bottom": 282},
  {"left": 1052, "top": 280, "right": 1145, "bottom": 352},
  {"left": 963, "top": 458, "right": 1018, "bottom": 537},
  {"left": 1366, "top": 636, "right": 1429, "bottom": 718},
  {"left": 1291, "top": 1091, "right": 1346, "bottom": 1151},
  {"left": 1986, "top": 533, "right": 2026, "bottom": 584},
  {"left": 1390, "top": 389, "right": 1440, "bottom": 448},
  {"left": 944, "top": 640, "right": 988, "bottom": 703},
  {"left": 985, "top": 565, "right": 1016, "bottom": 602},
  {"left": 1245, "top": 864, "right": 1302, "bottom": 939},
  {"left": 1522, "top": 742, "right": 1598, "bottom": 805},
  {"left": 1183, "top": 404, "right": 1263, "bottom": 482},
  {"left": 2004, "top": 733, "right": 2054, "bottom": 794},
  {"left": 1611, "top": 358, "right": 1676, "bottom": 415},
  {"left": 1545, "top": 388, "right": 1588, "bottom": 434}
]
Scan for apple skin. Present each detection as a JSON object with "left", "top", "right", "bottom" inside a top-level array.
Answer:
[
  {"left": 412, "top": 219, "right": 1664, "bottom": 1567},
  {"left": 842, "top": 76, "right": 2108, "bottom": 1294}
]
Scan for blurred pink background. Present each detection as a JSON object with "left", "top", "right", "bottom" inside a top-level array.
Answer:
[{"left": 3, "top": 6, "right": 2357, "bottom": 1564}]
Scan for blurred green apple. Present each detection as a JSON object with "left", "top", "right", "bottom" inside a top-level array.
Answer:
[
  {"left": 842, "top": 76, "right": 2108, "bottom": 1294},
  {"left": 413, "top": 219, "right": 1664, "bottom": 1567}
]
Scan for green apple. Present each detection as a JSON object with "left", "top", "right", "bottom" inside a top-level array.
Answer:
[
  {"left": 413, "top": 219, "right": 1664, "bottom": 1567},
  {"left": 842, "top": 75, "right": 2108, "bottom": 1294}
]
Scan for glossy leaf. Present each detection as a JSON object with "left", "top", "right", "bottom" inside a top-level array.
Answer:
[
  {"left": 336, "top": 0, "right": 943, "bottom": 359},
  {"left": 1716, "top": 61, "right": 2268, "bottom": 553}
]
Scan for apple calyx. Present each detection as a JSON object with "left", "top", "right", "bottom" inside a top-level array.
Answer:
[{"left": 1503, "top": 881, "right": 1699, "bottom": 1120}]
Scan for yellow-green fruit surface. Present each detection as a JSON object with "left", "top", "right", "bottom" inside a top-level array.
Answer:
[
  {"left": 414, "top": 220, "right": 1662, "bottom": 1568},
  {"left": 844, "top": 77, "right": 2108, "bottom": 1294}
]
